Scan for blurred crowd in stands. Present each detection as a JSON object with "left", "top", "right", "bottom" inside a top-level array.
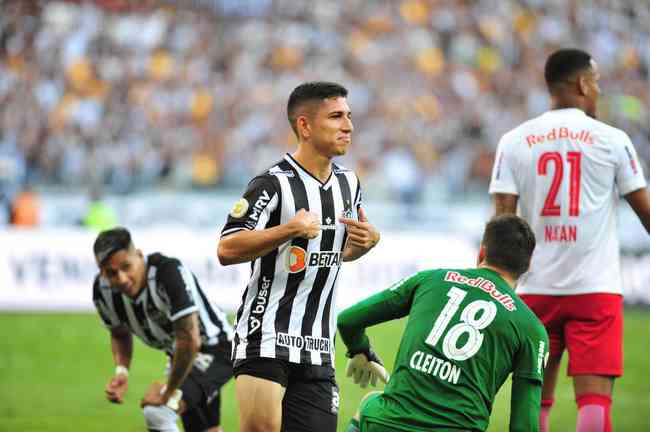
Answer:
[{"left": 1, "top": 0, "right": 650, "bottom": 226}]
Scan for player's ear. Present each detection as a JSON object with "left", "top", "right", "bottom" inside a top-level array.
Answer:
[
  {"left": 296, "top": 115, "right": 311, "bottom": 140},
  {"left": 578, "top": 74, "right": 590, "bottom": 97},
  {"left": 477, "top": 244, "right": 486, "bottom": 267},
  {"left": 136, "top": 249, "right": 144, "bottom": 259}
]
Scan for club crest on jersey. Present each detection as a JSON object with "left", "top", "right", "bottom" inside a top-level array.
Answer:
[
  {"left": 230, "top": 198, "right": 249, "bottom": 218},
  {"left": 341, "top": 202, "right": 353, "bottom": 219}
]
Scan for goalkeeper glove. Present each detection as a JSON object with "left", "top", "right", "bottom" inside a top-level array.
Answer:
[{"left": 345, "top": 347, "right": 390, "bottom": 388}]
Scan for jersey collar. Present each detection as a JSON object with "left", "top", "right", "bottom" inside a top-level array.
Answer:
[
  {"left": 284, "top": 153, "right": 334, "bottom": 189},
  {"left": 545, "top": 108, "right": 586, "bottom": 117}
]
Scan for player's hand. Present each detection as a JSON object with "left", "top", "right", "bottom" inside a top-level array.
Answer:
[
  {"left": 340, "top": 207, "right": 380, "bottom": 250},
  {"left": 290, "top": 209, "right": 321, "bottom": 239},
  {"left": 346, "top": 348, "right": 390, "bottom": 388},
  {"left": 140, "top": 381, "right": 167, "bottom": 408},
  {"left": 105, "top": 373, "right": 129, "bottom": 404}
]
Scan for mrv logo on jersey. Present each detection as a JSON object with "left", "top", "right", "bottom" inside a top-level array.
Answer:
[
  {"left": 242, "top": 190, "right": 272, "bottom": 229},
  {"left": 276, "top": 332, "right": 331, "bottom": 353}
]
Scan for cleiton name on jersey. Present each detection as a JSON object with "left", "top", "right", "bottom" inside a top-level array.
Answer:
[
  {"left": 410, "top": 350, "right": 461, "bottom": 384},
  {"left": 444, "top": 271, "right": 516, "bottom": 311}
]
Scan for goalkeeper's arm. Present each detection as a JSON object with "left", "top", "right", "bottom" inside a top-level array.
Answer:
[
  {"left": 337, "top": 281, "right": 416, "bottom": 387},
  {"left": 509, "top": 376, "right": 542, "bottom": 432}
]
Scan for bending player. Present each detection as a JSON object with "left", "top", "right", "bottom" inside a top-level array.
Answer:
[
  {"left": 339, "top": 215, "right": 548, "bottom": 432},
  {"left": 93, "top": 227, "right": 234, "bottom": 432}
]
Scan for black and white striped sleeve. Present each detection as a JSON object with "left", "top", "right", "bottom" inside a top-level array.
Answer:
[
  {"left": 157, "top": 260, "right": 199, "bottom": 322},
  {"left": 92, "top": 277, "right": 122, "bottom": 329},
  {"left": 221, "top": 175, "right": 280, "bottom": 237},
  {"left": 354, "top": 175, "right": 363, "bottom": 214}
]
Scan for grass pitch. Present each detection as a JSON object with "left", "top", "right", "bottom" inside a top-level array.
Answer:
[{"left": 1, "top": 310, "right": 649, "bottom": 431}]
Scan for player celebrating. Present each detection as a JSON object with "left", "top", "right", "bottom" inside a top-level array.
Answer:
[
  {"left": 490, "top": 48, "right": 650, "bottom": 432},
  {"left": 217, "top": 81, "right": 380, "bottom": 432},
  {"left": 92, "top": 227, "right": 234, "bottom": 432},
  {"left": 338, "top": 214, "right": 548, "bottom": 432}
]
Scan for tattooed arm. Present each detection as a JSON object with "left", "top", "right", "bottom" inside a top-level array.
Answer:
[{"left": 162, "top": 312, "right": 201, "bottom": 402}]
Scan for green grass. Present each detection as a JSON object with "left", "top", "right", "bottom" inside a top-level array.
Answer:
[{"left": 1, "top": 311, "right": 649, "bottom": 431}]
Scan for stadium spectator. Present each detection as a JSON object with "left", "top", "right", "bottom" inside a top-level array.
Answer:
[
  {"left": 10, "top": 184, "right": 40, "bottom": 226},
  {"left": 217, "top": 81, "right": 380, "bottom": 432},
  {"left": 1, "top": 0, "right": 650, "bottom": 203},
  {"left": 0, "top": 191, "right": 10, "bottom": 225},
  {"left": 92, "top": 227, "right": 234, "bottom": 432},
  {"left": 338, "top": 214, "right": 547, "bottom": 432},
  {"left": 83, "top": 187, "right": 118, "bottom": 231},
  {"left": 490, "top": 48, "right": 650, "bottom": 432}
]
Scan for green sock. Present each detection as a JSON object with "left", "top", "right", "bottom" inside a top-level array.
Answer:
[{"left": 346, "top": 417, "right": 360, "bottom": 432}]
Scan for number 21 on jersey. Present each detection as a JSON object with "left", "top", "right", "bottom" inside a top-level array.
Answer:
[
  {"left": 425, "top": 287, "right": 497, "bottom": 361},
  {"left": 538, "top": 151, "right": 582, "bottom": 217}
]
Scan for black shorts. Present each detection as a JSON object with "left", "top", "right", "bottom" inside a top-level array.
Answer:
[
  {"left": 179, "top": 343, "right": 233, "bottom": 432},
  {"left": 234, "top": 357, "right": 339, "bottom": 432}
]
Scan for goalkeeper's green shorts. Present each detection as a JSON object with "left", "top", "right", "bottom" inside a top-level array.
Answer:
[
  {"left": 359, "top": 392, "right": 475, "bottom": 432},
  {"left": 359, "top": 392, "right": 401, "bottom": 432}
]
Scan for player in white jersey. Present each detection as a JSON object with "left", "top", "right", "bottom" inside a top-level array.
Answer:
[
  {"left": 218, "top": 82, "right": 380, "bottom": 432},
  {"left": 490, "top": 49, "right": 650, "bottom": 432}
]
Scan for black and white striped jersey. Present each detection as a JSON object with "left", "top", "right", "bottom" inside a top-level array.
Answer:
[
  {"left": 221, "top": 153, "right": 362, "bottom": 367},
  {"left": 93, "top": 253, "right": 233, "bottom": 356}
]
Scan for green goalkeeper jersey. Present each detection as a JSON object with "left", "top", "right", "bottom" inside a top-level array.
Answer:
[{"left": 338, "top": 268, "right": 549, "bottom": 432}]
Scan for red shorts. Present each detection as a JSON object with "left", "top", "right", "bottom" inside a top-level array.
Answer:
[{"left": 519, "top": 293, "right": 623, "bottom": 377}]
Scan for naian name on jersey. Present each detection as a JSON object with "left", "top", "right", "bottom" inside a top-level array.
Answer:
[
  {"left": 544, "top": 224, "right": 577, "bottom": 242},
  {"left": 444, "top": 271, "right": 516, "bottom": 311},
  {"left": 410, "top": 350, "right": 461, "bottom": 384}
]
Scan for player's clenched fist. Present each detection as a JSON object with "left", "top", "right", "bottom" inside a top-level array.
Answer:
[
  {"left": 105, "top": 372, "right": 129, "bottom": 404},
  {"left": 340, "top": 207, "right": 380, "bottom": 250},
  {"left": 290, "top": 209, "right": 321, "bottom": 239}
]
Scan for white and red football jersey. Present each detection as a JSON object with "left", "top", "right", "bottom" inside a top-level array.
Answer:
[{"left": 489, "top": 108, "right": 647, "bottom": 295}]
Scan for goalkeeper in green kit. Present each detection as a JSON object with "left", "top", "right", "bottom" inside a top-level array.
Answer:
[{"left": 338, "top": 215, "right": 549, "bottom": 432}]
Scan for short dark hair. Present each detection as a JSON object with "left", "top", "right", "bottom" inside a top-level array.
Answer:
[
  {"left": 93, "top": 227, "right": 132, "bottom": 267},
  {"left": 287, "top": 81, "right": 348, "bottom": 136},
  {"left": 482, "top": 215, "right": 536, "bottom": 278},
  {"left": 544, "top": 49, "right": 592, "bottom": 91}
]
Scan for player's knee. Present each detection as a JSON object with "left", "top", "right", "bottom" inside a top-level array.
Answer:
[
  {"left": 142, "top": 405, "right": 179, "bottom": 432},
  {"left": 354, "top": 391, "right": 382, "bottom": 421},
  {"left": 240, "top": 416, "right": 280, "bottom": 432}
]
